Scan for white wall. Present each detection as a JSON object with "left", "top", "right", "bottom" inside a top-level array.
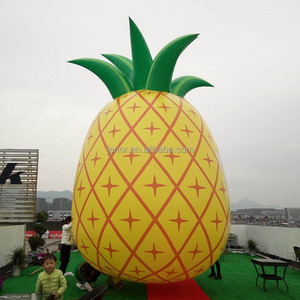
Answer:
[
  {"left": 0, "top": 224, "right": 25, "bottom": 267},
  {"left": 1, "top": 224, "right": 299, "bottom": 267},
  {"left": 231, "top": 224, "right": 300, "bottom": 260}
]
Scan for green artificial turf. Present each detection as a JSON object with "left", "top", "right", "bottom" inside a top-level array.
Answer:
[
  {"left": 195, "top": 253, "right": 300, "bottom": 300},
  {"left": 1, "top": 252, "right": 299, "bottom": 299},
  {"left": 0, "top": 251, "right": 147, "bottom": 300}
]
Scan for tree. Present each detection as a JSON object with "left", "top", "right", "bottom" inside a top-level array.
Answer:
[
  {"left": 28, "top": 211, "right": 49, "bottom": 251},
  {"left": 33, "top": 212, "right": 49, "bottom": 237}
]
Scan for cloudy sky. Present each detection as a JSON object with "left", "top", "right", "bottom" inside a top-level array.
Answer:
[{"left": 1, "top": 0, "right": 299, "bottom": 207}]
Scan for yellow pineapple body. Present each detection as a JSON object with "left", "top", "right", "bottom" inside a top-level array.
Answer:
[{"left": 72, "top": 90, "right": 230, "bottom": 283}]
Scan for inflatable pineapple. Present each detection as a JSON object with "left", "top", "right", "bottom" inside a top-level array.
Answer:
[{"left": 70, "top": 18, "right": 230, "bottom": 284}]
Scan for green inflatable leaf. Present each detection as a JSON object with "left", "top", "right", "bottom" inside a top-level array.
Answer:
[
  {"left": 69, "top": 19, "right": 213, "bottom": 100},
  {"left": 129, "top": 18, "right": 153, "bottom": 90},
  {"left": 146, "top": 34, "right": 199, "bottom": 92},
  {"left": 68, "top": 58, "right": 133, "bottom": 99},
  {"left": 102, "top": 54, "right": 133, "bottom": 86},
  {"left": 171, "top": 76, "right": 214, "bottom": 97}
]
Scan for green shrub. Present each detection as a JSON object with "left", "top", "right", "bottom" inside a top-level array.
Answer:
[
  {"left": 33, "top": 223, "right": 47, "bottom": 237},
  {"left": 32, "top": 211, "right": 49, "bottom": 237},
  {"left": 28, "top": 236, "right": 45, "bottom": 251},
  {"left": 35, "top": 211, "right": 49, "bottom": 223}
]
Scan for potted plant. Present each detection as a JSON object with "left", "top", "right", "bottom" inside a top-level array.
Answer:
[
  {"left": 6, "top": 246, "right": 28, "bottom": 276},
  {"left": 247, "top": 239, "right": 259, "bottom": 256}
]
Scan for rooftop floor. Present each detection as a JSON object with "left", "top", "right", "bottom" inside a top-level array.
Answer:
[{"left": 1, "top": 249, "right": 299, "bottom": 299}]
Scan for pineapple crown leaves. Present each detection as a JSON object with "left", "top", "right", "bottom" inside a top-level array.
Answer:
[{"left": 69, "top": 18, "right": 213, "bottom": 99}]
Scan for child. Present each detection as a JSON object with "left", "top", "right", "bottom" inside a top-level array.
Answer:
[{"left": 35, "top": 254, "right": 67, "bottom": 300}]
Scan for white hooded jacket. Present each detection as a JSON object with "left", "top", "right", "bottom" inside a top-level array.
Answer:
[{"left": 61, "top": 222, "right": 75, "bottom": 246}]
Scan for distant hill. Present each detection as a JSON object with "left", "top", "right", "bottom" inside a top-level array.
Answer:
[
  {"left": 230, "top": 198, "right": 281, "bottom": 211},
  {"left": 37, "top": 190, "right": 73, "bottom": 202}
]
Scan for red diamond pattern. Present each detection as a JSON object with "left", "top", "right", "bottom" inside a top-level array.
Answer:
[{"left": 72, "top": 91, "right": 230, "bottom": 283}]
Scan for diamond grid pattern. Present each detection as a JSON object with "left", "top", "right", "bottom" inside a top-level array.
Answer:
[{"left": 72, "top": 90, "right": 230, "bottom": 283}]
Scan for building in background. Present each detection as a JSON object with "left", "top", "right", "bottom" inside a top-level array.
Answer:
[
  {"left": 231, "top": 208, "right": 285, "bottom": 219},
  {"left": 0, "top": 149, "right": 39, "bottom": 223},
  {"left": 52, "top": 197, "right": 71, "bottom": 211},
  {"left": 36, "top": 197, "right": 47, "bottom": 212},
  {"left": 48, "top": 210, "right": 71, "bottom": 220},
  {"left": 284, "top": 207, "right": 300, "bottom": 221},
  {"left": 231, "top": 207, "right": 300, "bottom": 227},
  {"left": 36, "top": 197, "right": 72, "bottom": 220}
]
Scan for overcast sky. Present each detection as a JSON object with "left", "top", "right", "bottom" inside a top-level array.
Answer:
[{"left": 1, "top": 0, "right": 299, "bottom": 207}]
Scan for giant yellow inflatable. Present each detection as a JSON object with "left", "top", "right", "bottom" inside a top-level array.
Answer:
[{"left": 71, "top": 18, "right": 230, "bottom": 284}]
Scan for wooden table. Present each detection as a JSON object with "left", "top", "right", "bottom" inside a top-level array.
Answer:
[{"left": 251, "top": 258, "right": 289, "bottom": 292}]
